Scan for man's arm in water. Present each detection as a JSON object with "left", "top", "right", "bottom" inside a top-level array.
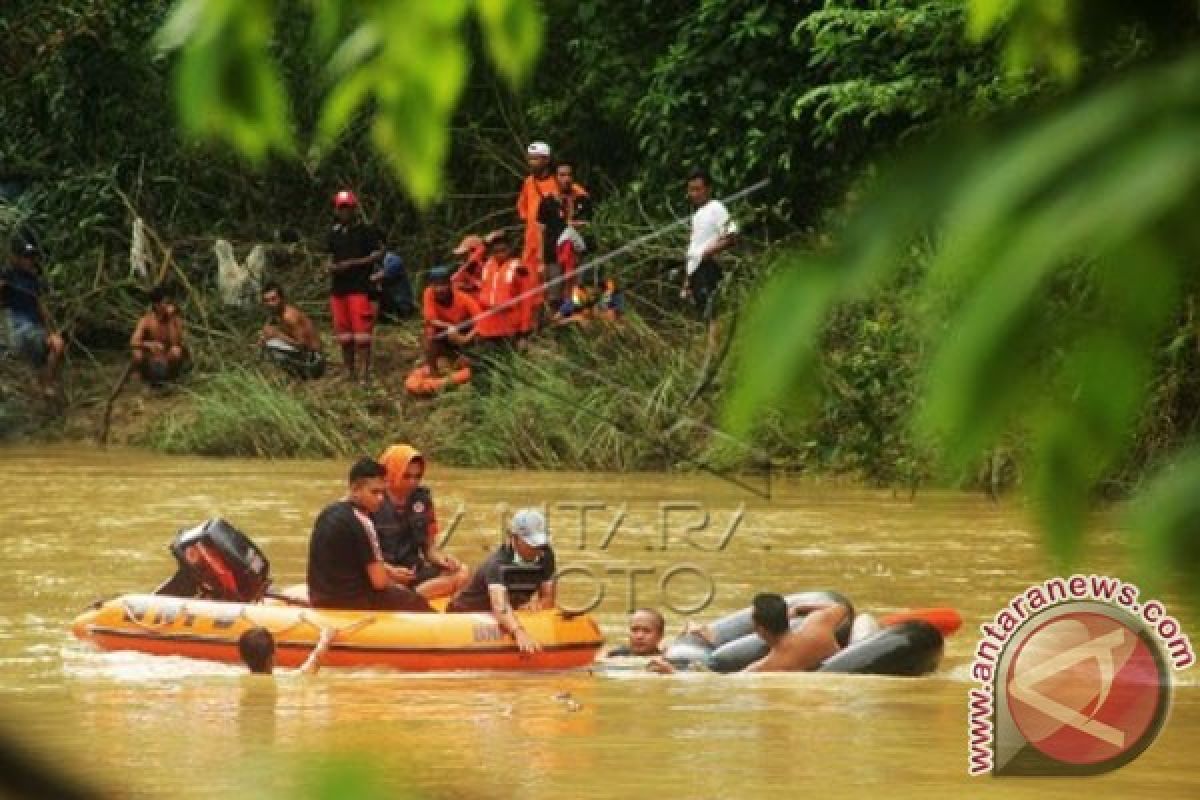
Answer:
[
  {"left": 290, "top": 626, "right": 336, "bottom": 675},
  {"left": 489, "top": 585, "right": 540, "bottom": 654}
]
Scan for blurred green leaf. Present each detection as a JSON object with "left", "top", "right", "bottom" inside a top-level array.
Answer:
[
  {"left": 921, "top": 106, "right": 1200, "bottom": 464},
  {"left": 723, "top": 256, "right": 840, "bottom": 437},
  {"left": 1126, "top": 447, "right": 1200, "bottom": 610},
  {"left": 477, "top": 0, "right": 544, "bottom": 85},
  {"left": 727, "top": 49, "right": 1200, "bottom": 588},
  {"left": 309, "top": 0, "right": 345, "bottom": 55},
  {"left": 162, "top": 0, "right": 293, "bottom": 161},
  {"left": 156, "top": 0, "right": 541, "bottom": 204},
  {"left": 316, "top": 67, "right": 375, "bottom": 145},
  {"left": 325, "top": 22, "right": 381, "bottom": 78},
  {"left": 967, "top": 0, "right": 1020, "bottom": 39},
  {"left": 968, "top": 0, "right": 1079, "bottom": 79},
  {"left": 303, "top": 757, "right": 397, "bottom": 800}
]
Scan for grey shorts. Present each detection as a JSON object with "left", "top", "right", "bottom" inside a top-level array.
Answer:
[{"left": 9, "top": 318, "right": 48, "bottom": 366}]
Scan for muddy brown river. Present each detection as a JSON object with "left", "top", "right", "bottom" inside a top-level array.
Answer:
[{"left": 0, "top": 445, "right": 1195, "bottom": 798}]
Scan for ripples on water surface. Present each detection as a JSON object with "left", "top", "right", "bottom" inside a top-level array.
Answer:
[{"left": 0, "top": 445, "right": 1196, "bottom": 798}]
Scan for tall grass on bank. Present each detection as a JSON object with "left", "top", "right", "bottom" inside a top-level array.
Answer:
[
  {"left": 139, "top": 367, "right": 355, "bottom": 457},
  {"left": 432, "top": 314, "right": 726, "bottom": 471}
]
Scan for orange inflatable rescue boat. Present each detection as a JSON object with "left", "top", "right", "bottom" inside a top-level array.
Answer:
[
  {"left": 70, "top": 518, "right": 603, "bottom": 671},
  {"left": 72, "top": 595, "right": 603, "bottom": 671}
]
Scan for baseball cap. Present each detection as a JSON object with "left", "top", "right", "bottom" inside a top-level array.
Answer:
[
  {"left": 428, "top": 265, "right": 452, "bottom": 283},
  {"left": 526, "top": 141, "right": 551, "bottom": 158},
  {"left": 452, "top": 234, "right": 484, "bottom": 256},
  {"left": 510, "top": 509, "right": 550, "bottom": 548},
  {"left": 333, "top": 189, "right": 358, "bottom": 208}
]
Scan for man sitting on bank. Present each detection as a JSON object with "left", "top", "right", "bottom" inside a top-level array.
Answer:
[
  {"left": 259, "top": 281, "right": 325, "bottom": 379},
  {"left": 446, "top": 509, "right": 556, "bottom": 654},
  {"left": 421, "top": 266, "right": 481, "bottom": 376},
  {"left": 648, "top": 593, "right": 848, "bottom": 673},
  {"left": 374, "top": 444, "right": 470, "bottom": 600},
  {"left": 306, "top": 458, "right": 434, "bottom": 612},
  {"left": 130, "top": 284, "right": 187, "bottom": 386}
]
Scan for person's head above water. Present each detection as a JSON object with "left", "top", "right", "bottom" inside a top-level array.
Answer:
[
  {"left": 628, "top": 608, "right": 665, "bottom": 656},
  {"left": 238, "top": 626, "right": 276, "bottom": 674},
  {"left": 752, "top": 593, "right": 790, "bottom": 638}
]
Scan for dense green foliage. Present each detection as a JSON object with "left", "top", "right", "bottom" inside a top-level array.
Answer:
[
  {"left": 528, "top": 0, "right": 1034, "bottom": 219},
  {"left": 727, "top": 1, "right": 1200, "bottom": 600},
  {"left": 9, "top": 0, "right": 1200, "bottom": 572}
]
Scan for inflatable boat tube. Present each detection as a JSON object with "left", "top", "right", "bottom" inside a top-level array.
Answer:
[
  {"left": 817, "top": 620, "right": 943, "bottom": 677},
  {"left": 703, "top": 591, "right": 853, "bottom": 648},
  {"left": 662, "top": 631, "right": 715, "bottom": 669},
  {"left": 663, "top": 590, "right": 853, "bottom": 670},
  {"left": 878, "top": 607, "right": 962, "bottom": 637},
  {"left": 848, "top": 612, "right": 881, "bottom": 644},
  {"left": 405, "top": 364, "right": 471, "bottom": 396}
]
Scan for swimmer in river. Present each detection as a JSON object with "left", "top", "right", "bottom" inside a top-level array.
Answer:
[
  {"left": 607, "top": 608, "right": 665, "bottom": 657},
  {"left": 647, "top": 593, "right": 848, "bottom": 674},
  {"left": 238, "top": 625, "right": 336, "bottom": 675}
]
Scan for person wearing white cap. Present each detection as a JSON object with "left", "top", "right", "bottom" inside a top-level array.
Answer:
[
  {"left": 446, "top": 508, "right": 557, "bottom": 654},
  {"left": 516, "top": 141, "right": 558, "bottom": 329}
]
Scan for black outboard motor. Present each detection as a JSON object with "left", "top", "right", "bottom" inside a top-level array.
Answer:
[{"left": 153, "top": 518, "right": 271, "bottom": 603}]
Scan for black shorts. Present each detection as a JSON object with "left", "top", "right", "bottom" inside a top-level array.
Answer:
[
  {"left": 689, "top": 258, "right": 723, "bottom": 321},
  {"left": 263, "top": 339, "right": 326, "bottom": 380}
]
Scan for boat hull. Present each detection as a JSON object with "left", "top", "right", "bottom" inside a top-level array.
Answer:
[{"left": 72, "top": 594, "right": 605, "bottom": 671}]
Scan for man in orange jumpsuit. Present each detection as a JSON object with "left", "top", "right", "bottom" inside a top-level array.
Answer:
[{"left": 516, "top": 141, "right": 558, "bottom": 332}]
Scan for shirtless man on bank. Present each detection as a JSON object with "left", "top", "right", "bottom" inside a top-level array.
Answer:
[
  {"left": 648, "top": 593, "right": 848, "bottom": 673},
  {"left": 131, "top": 285, "right": 187, "bottom": 385}
]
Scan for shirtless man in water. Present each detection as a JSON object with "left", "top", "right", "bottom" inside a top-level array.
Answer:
[
  {"left": 648, "top": 593, "right": 848, "bottom": 673},
  {"left": 131, "top": 285, "right": 186, "bottom": 385}
]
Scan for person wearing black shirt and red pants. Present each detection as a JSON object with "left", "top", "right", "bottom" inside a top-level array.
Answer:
[{"left": 326, "top": 190, "right": 384, "bottom": 381}]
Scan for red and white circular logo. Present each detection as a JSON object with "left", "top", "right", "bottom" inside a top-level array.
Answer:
[{"left": 1003, "top": 606, "right": 1170, "bottom": 773}]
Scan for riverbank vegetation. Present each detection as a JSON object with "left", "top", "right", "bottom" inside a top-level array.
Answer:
[{"left": 3, "top": 1, "right": 1200, "bottom": 513}]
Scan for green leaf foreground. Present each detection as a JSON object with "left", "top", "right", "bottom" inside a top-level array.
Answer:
[
  {"left": 726, "top": 50, "right": 1200, "bottom": 592},
  {"left": 155, "top": 0, "right": 542, "bottom": 206}
]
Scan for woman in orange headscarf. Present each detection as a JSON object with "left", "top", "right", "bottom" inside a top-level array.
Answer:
[{"left": 373, "top": 444, "right": 470, "bottom": 599}]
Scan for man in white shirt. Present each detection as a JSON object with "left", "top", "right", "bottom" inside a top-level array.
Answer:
[{"left": 684, "top": 168, "right": 738, "bottom": 347}]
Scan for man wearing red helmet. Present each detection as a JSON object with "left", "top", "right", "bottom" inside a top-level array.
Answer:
[{"left": 326, "top": 189, "right": 384, "bottom": 381}]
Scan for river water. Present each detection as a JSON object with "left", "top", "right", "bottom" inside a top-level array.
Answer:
[{"left": 0, "top": 445, "right": 1196, "bottom": 798}]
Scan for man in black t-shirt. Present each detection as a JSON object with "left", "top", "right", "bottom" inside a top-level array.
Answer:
[
  {"left": 446, "top": 509, "right": 556, "bottom": 654},
  {"left": 306, "top": 458, "right": 433, "bottom": 611},
  {"left": 1, "top": 235, "right": 65, "bottom": 394},
  {"left": 325, "top": 189, "right": 384, "bottom": 381}
]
